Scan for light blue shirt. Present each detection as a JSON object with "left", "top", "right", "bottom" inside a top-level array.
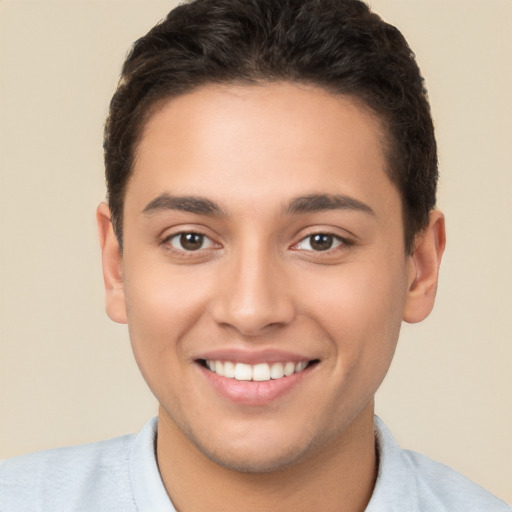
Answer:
[{"left": 0, "top": 417, "right": 509, "bottom": 511}]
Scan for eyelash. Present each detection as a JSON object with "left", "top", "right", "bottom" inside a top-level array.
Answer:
[
  {"left": 162, "top": 231, "right": 217, "bottom": 254},
  {"left": 161, "top": 230, "right": 352, "bottom": 256},
  {"left": 292, "top": 232, "right": 351, "bottom": 253}
]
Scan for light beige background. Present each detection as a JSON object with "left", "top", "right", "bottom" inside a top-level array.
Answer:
[{"left": 1, "top": 0, "right": 511, "bottom": 503}]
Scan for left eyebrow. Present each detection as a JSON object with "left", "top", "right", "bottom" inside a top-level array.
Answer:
[
  {"left": 283, "top": 193, "right": 375, "bottom": 216},
  {"left": 142, "top": 193, "right": 225, "bottom": 216}
]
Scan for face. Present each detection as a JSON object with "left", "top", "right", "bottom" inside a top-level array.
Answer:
[{"left": 103, "top": 82, "right": 425, "bottom": 472}]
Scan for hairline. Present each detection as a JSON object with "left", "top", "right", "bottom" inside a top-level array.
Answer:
[{"left": 111, "top": 79, "right": 411, "bottom": 253}]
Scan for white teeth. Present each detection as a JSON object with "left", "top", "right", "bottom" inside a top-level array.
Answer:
[
  {"left": 270, "top": 362, "right": 284, "bottom": 379},
  {"left": 253, "top": 363, "right": 271, "bottom": 381},
  {"left": 284, "top": 362, "right": 295, "bottom": 376},
  {"left": 215, "top": 360, "right": 224, "bottom": 377},
  {"left": 223, "top": 361, "right": 235, "bottom": 378},
  {"left": 234, "top": 363, "right": 252, "bottom": 381},
  {"left": 295, "top": 361, "right": 307, "bottom": 372},
  {"left": 205, "top": 359, "right": 311, "bottom": 381}
]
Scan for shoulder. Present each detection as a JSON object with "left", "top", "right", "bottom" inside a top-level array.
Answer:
[
  {"left": 402, "top": 448, "right": 510, "bottom": 512},
  {"left": 369, "top": 417, "right": 510, "bottom": 512},
  {"left": 0, "top": 432, "right": 137, "bottom": 512}
]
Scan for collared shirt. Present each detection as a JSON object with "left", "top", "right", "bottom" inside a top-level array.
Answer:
[{"left": 0, "top": 417, "right": 509, "bottom": 511}]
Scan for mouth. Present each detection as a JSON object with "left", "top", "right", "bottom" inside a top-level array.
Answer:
[{"left": 197, "top": 359, "right": 320, "bottom": 382}]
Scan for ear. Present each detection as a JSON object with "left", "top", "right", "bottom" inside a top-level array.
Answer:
[
  {"left": 96, "top": 202, "right": 127, "bottom": 324},
  {"left": 403, "top": 210, "right": 446, "bottom": 323}
]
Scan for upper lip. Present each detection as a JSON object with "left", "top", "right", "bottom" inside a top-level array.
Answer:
[{"left": 193, "top": 348, "right": 318, "bottom": 365}]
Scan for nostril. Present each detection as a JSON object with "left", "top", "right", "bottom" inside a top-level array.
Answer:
[{"left": 210, "top": 269, "right": 296, "bottom": 335}]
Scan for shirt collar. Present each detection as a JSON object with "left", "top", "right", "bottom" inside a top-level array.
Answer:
[
  {"left": 129, "top": 417, "right": 176, "bottom": 512},
  {"left": 365, "top": 416, "right": 418, "bottom": 512},
  {"left": 130, "top": 415, "right": 419, "bottom": 512}
]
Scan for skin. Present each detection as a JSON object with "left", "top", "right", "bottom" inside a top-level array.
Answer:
[{"left": 98, "top": 82, "right": 445, "bottom": 511}]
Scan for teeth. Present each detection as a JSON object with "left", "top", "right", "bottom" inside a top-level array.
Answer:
[
  {"left": 204, "top": 360, "right": 311, "bottom": 381},
  {"left": 215, "top": 360, "right": 224, "bottom": 376},
  {"left": 223, "top": 361, "right": 235, "bottom": 378},
  {"left": 253, "top": 363, "right": 271, "bottom": 381},
  {"left": 295, "top": 361, "right": 307, "bottom": 372},
  {"left": 284, "top": 362, "right": 295, "bottom": 376},
  {"left": 234, "top": 363, "right": 252, "bottom": 381},
  {"left": 270, "top": 362, "right": 284, "bottom": 379}
]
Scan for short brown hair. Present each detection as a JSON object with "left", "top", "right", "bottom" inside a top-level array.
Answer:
[{"left": 104, "top": 0, "right": 437, "bottom": 253}]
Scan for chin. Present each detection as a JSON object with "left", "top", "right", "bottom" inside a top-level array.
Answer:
[
  {"left": 200, "top": 440, "right": 314, "bottom": 474},
  {"left": 177, "top": 417, "right": 316, "bottom": 473}
]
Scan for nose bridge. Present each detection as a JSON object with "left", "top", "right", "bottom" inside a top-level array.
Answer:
[{"left": 212, "top": 235, "right": 295, "bottom": 335}]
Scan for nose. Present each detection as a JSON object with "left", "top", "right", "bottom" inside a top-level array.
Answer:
[{"left": 211, "top": 244, "right": 296, "bottom": 336}]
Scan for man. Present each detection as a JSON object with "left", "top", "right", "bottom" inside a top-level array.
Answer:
[{"left": 0, "top": 0, "right": 509, "bottom": 510}]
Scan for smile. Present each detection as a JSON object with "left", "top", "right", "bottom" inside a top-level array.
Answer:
[{"left": 202, "top": 360, "right": 314, "bottom": 381}]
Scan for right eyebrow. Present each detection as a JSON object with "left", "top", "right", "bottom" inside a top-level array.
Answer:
[
  {"left": 283, "top": 193, "right": 375, "bottom": 216},
  {"left": 142, "top": 193, "right": 225, "bottom": 216}
]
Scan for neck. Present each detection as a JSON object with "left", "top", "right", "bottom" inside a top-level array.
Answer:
[{"left": 156, "top": 403, "right": 377, "bottom": 512}]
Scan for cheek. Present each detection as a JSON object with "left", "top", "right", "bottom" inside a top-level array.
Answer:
[
  {"left": 122, "top": 264, "right": 211, "bottom": 369},
  {"left": 301, "top": 258, "right": 407, "bottom": 365},
  {"left": 121, "top": 267, "right": 217, "bottom": 416}
]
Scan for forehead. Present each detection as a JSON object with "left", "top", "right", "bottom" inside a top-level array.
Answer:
[{"left": 127, "top": 82, "right": 398, "bottom": 216}]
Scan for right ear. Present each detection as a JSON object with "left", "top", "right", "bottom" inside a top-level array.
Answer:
[{"left": 96, "top": 202, "right": 127, "bottom": 324}]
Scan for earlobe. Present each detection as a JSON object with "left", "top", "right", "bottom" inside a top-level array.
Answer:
[
  {"left": 96, "top": 202, "right": 128, "bottom": 324},
  {"left": 403, "top": 210, "right": 446, "bottom": 324}
]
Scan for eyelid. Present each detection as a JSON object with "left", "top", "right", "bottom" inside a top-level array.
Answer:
[
  {"left": 166, "top": 232, "right": 216, "bottom": 251},
  {"left": 291, "top": 225, "right": 355, "bottom": 246},
  {"left": 160, "top": 226, "right": 223, "bottom": 258},
  {"left": 160, "top": 223, "right": 218, "bottom": 243},
  {"left": 294, "top": 233, "right": 346, "bottom": 251}
]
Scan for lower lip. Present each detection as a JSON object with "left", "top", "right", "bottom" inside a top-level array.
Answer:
[{"left": 198, "top": 363, "right": 312, "bottom": 406}]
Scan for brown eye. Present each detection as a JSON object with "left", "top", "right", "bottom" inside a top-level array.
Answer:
[
  {"left": 180, "top": 233, "right": 204, "bottom": 250},
  {"left": 294, "top": 233, "right": 345, "bottom": 252},
  {"left": 168, "top": 232, "right": 214, "bottom": 251},
  {"left": 309, "top": 234, "right": 334, "bottom": 251}
]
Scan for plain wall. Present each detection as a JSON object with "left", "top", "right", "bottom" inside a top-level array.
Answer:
[{"left": 0, "top": 0, "right": 511, "bottom": 503}]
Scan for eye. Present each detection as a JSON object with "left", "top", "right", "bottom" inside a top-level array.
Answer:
[
  {"left": 295, "top": 233, "right": 345, "bottom": 252},
  {"left": 166, "top": 232, "right": 215, "bottom": 251}
]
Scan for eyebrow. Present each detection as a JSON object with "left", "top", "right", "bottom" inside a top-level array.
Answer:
[
  {"left": 141, "top": 192, "right": 375, "bottom": 218},
  {"left": 283, "top": 193, "right": 375, "bottom": 216},
  {"left": 142, "top": 193, "right": 224, "bottom": 216}
]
